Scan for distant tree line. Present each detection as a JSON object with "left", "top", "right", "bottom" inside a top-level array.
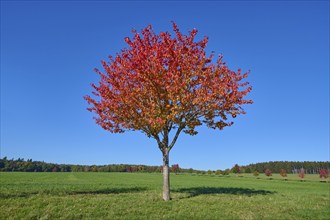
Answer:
[
  {"left": 1, "top": 158, "right": 328, "bottom": 174},
  {"left": 0, "top": 157, "right": 198, "bottom": 173},
  {"left": 240, "top": 161, "right": 330, "bottom": 174}
]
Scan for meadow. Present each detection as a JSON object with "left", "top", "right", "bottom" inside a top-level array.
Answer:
[{"left": 0, "top": 172, "right": 329, "bottom": 219}]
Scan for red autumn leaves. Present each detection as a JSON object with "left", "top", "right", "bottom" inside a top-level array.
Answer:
[{"left": 85, "top": 23, "right": 252, "bottom": 138}]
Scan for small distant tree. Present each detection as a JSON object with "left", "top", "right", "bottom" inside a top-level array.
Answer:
[
  {"left": 265, "top": 169, "right": 272, "bottom": 179},
  {"left": 280, "top": 169, "right": 287, "bottom": 180},
  {"left": 215, "top": 170, "right": 222, "bottom": 175},
  {"left": 83, "top": 166, "right": 90, "bottom": 172},
  {"left": 138, "top": 165, "right": 145, "bottom": 172},
  {"left": 91, "top": 166, "right": 98, "bottom": 172},
  {"left": 223, "top": 169, "right": 230, "bottom": 176},
  {"left": 319, "top": 169, "right": 329, "bottom": 180},
  {"left": 171, "top": 164, "right": 180, "bottom": 175},
  {"left": 232, "top": 164, "right": 241, "bottom": 175},
  {"left": 245, "top": 167, "right": 251, "bottom": 173},
  {"left": 298, "top": 168, "right": 305, "bottom": 180},
  {"left": 253, "top": 171, "right": 259, "bottom": 178}
]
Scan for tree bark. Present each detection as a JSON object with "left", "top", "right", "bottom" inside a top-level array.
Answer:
[
  {"left": 162, "top": 151, "right": 170, "bottom": 201},
  {"left": 157, "top": 126, "right": 183, "bottom": 201}
]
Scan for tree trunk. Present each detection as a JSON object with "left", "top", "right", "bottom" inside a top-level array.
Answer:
[{"left": 162, "top": 152, "right": 170, "bottom": 201}]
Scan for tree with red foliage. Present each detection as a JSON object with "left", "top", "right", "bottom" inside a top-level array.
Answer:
[
  {"left": 232, "top": 164, "right": 241, "bottom": 175},
  {"left": 319, "top": 169, "right": 328, "bottom": 180},
  {"left": 171, "top": 164, "right": 180, "bottom": 175},
  {"left": 298, "top": 168, "right": 305, "bottom": 180},
  {"left": 85, "top": 23, "right": 252, "bottom": 201},
  {"left": 265, "top": 169, "right": 272, "bottom": 178}
]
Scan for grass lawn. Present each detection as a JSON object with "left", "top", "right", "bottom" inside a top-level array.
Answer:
[{"left": 0, "top": 172, "right": 329, "bottom": 219}]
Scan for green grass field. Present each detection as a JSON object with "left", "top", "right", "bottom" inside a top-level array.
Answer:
[{"left": 0, "top": 172, "right": 329, "bottom": 219}]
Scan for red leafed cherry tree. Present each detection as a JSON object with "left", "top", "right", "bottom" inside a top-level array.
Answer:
[{"left": 84, "top": 23, "right": 252, "bottom": 201}]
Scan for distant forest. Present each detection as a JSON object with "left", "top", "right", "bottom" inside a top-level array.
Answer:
[
  {"left": 0, "top": 157, "right": 329, "bottom": 174},
  {"left": 240, "top": 161, "right": 330, "bottom": 174},
  {"left": 0, "top": 157, "right": 196, "bottom": 173}
]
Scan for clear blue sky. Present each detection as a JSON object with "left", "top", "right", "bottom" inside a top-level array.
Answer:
[{"left": 1, "top": 1, "right": 329, "bottom": 170}]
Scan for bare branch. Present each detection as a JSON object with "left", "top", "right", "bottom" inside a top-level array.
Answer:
[{"left": 168, "top": 126, "right": 184, "bottom": 151}]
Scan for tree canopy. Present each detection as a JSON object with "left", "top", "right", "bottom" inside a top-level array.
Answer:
[
  {"left": 84, "top": 22, "right": 252, "bottom": 200},
  {"left": 85, "top": 23, "right": 252, "bottom": 144}
]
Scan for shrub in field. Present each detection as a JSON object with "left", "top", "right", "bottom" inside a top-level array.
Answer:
[
  {"left": 265, "top": 169, "right": 272, "bottom": 179},
  {"left": 253, "top": 171, "right": 259, "bottom": 177},
  {"left": 215, "top": 170, "right": 222, "bottom": 175},
  {"left": 223, "top": 169, "right": 230, "bottom": 176},
  {"left": 280, "top": 169, "right": 287, "bottom": 180},
  {"left": 319, "top": 169, "right": 328, "bottom": 180},
  {"left": 298, "top": 168, "right": 305, "bottom": 181}
]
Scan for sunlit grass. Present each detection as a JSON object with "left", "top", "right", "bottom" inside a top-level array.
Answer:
[{"left": 0, "top": 172, "right": 329, "bottom": 219}]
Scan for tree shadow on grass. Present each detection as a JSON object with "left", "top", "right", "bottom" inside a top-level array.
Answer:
[
  {"left": 0, "top": 187, "right": 148, "bottom": 199},
  {"left": 72, "top": 187, "right": 148, "bottom": 195},
  {"left": 173, "top": 187, "right": 274, "bottom": 198},
  {"left": 0, "top": 191, "right": 39, "bottom": 199}
]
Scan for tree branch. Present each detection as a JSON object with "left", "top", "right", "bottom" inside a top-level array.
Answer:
[
  {"left": 152, "top": 133, "right": 164, "bottom": 152},
  {"left": 168, "top": 126, "right": 184, "bottom": 151}
]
